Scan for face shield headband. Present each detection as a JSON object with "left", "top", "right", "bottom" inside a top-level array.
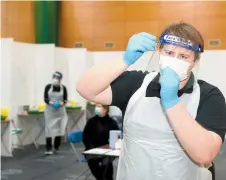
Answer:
[
  {"left": 53, "top": 72, "right": 63, "bottom": 79},
  {"left": 159, "top": 34, "right": 203, "bottom": 53}
]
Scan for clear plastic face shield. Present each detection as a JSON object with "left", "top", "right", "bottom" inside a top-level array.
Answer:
[
  {"left": 146, "top": 34, "right": 203, "bottom": 81},
  {"left": 52, "top": 72, "right": 62, "bottom": 85}
]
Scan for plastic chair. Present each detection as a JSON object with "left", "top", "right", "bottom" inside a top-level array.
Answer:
[
  {"left": 11, "top": 128, "right": 23, "bottom": 135},
  {"left": 11, "top": 127, "right": 24, "bottom": 149},
  {"left": 67, "top": 130, "right": 92, "bottom": 180},
  {"left": 67, "top": 130, "right": 86, "bottom": 162}
]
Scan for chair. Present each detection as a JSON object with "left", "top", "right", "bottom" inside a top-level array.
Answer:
[
  {"left": 67, "top": 130, "right": 92, "bottom": 180},
  {"left": 67, "top": 129, "right": 86, "bottom": 162},
  {"left": 11, "top": 119, "right": 24, "bottom": 150}
]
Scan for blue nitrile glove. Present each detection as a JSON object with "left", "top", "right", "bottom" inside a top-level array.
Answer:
[
  {"left": 52, "top": 102, "right": 61, "bottom": 108},
  {"left": 123, "top": 32, "right": 156, "bottom": 65},
  {"left": 160, "top": 67, "right": 180, "bottom": 110}
]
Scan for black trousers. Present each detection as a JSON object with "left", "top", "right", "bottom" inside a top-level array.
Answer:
[
  {"left": 87, "top": 157, "right": 113, "bottom": 180},
  {"left": 46, "top": 136, "right": 61, "bottom": 151}
]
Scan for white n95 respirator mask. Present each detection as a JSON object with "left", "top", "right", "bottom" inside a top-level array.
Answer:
[{"left": 159, "top": 55, "right": 191, "bottom": 81}]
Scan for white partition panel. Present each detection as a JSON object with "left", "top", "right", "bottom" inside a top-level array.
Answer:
[
  {"left": 92, "top": 51, "right": 159, "bottom": 72},
  {"left": 55, "top": 48, "right": 88, "bottom": 108},
  {"left": 8, "top": 43, "right": 54, "bottom": 146},
  {"left": 197, "top": 50, "right": 226, "bottom": 98},
  {"left": 67, "top": 49, "right": 87, "bottom": 108},
  {"left": 1, "top": 38, "right": 13, "bottom": 110},
  {"left": 55, "top": 47, "right": 88, "bottom": 131},
  {"left": 1, "top": 38, "right": 13, "bottom": 156},
  {"left": 91, "top": 51, "right": 226, "bottom": 98},
  {"left": 55, "top": 47, "right": 70, "bottom": 92},
  {"left": 93, "top": 51, "right": 123, "bottom": 65},
  {"left": 33, "top": 44, "right": 55, "bottom": 104},
  {"left": 86, "top": 52, "right": 94, "bottom": 69},
  {"left": 11, "top": 42, "right": 36, "bottom": 106}
]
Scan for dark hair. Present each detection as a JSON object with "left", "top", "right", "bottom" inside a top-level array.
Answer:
[
  {"left": 102, "top": 105, "right": 109, "bottom": 114},
  {"left": 160, "top": 22, "right": 204, "bottom": 61}
]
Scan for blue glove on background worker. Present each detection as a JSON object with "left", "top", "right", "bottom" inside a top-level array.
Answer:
[
  {"left": 123, "top": 32, "right": 156, "bottom": 65},
  {"left": 160, "top": 67, "right": 180, "bottom": 110},
  {"left": 52, "top": 102, "right": 61, "bottom": 108}
]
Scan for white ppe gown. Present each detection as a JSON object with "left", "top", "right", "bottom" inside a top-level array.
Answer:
[{"left": 116, "top": 72, "right": 212, "bottom": 180}]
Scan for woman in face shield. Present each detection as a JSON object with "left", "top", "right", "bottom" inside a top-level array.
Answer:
[
  {"left": 83, "top": 104, "right": 119, "bottom": 180},
  {"left": 76, "top": 22, "right": 226, "bottom": 180},
  {"left": 44, "top": 71, "right": 68, "bottom": 155}
]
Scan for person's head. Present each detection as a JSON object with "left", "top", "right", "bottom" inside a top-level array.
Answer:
[
  {"left": 94, "top": 104, "right": 109, "bottom": 118},
  {"left": 52, "top": 71, "right": 63, "bottom": 86},
  {"left": 158, "top": 22, "right": 204, "bottom": 82}
]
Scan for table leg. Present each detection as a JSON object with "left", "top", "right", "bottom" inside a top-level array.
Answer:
[
  {"left": 20, "top": 118, "right": 39, "bottom": 148},
  {"left": 1, "top": 122, "right": 11, "bottom": 155},
  {"left": 70, "top": 110, "right": 84, "bottom": 130},
  {"left": 35, "top": 116, "right": 45, "bottom": 143},
  {"left": 11, "top": 119, "right": 24, "bottom": 149},
  {"left": 70, "top": 142, "right": 82, "bottom": 162}
]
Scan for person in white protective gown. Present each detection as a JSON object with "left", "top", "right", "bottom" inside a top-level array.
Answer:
[
  {"left": 76, "top": 22, "right": 226, "bottom": 180},
  {"left": 44, "top": 71, "right": 68, "bottom": 155}
]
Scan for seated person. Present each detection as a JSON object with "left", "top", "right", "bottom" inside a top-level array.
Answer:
[{"left": 83, "top": 104, "right": 119, "bottom": 180}]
